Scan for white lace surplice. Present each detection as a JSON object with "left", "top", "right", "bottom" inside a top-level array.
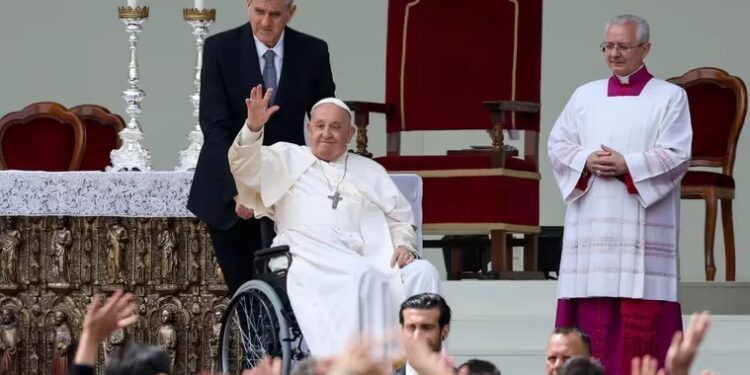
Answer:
[{"left": 548, "top": 78, "right": 692, "bottom": 302}]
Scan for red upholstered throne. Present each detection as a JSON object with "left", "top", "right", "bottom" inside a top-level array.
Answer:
[
  {"left": 347, "top": 0, "right": 543, "bottom": 279},
  {"left": 0, "top": 102, "right": 86, "bottom": 171},
  {"left": 668, "top": 67, "right": 747, "bottom": 281},
  {"left": 70, "top": 104, "right": 125, "bottom": 171}
]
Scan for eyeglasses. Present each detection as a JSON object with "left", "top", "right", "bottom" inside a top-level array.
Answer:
[{"left": 599, "top": 42, "right": 645, "bottom": 54}]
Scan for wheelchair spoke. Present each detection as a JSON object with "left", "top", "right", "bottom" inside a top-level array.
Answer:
[
  {"left": 224, "top": 289, "right": 283, "bottom": 372},
  {"left": 220, "top": 280, "right": 296, "bottom": 375}
]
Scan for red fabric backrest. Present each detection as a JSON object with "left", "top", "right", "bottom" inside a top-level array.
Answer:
[
  {"left": 668, "top": 68, "right": 747, "bottom": 175},
  {"left": 384, "top": 0, "right": 542, "bottom": 133},
  {"left": 78, "top": 121, "right": 119, "bottom": 170},
  {"left": 71, "top": 105, "right": 124, "bottom": 171},
  {"left": 1, "top": 119, "right": 78, "bottom": 171},
  {"left": 684, "top": 84, "right": 737, "bottom": 159},
  {"left": 0, "top": 102, "right": 86, "bottom": 171}
]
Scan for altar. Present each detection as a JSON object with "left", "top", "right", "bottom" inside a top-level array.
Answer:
[{"left": 0, "top": 171, "right": 224, "bottom": 374}]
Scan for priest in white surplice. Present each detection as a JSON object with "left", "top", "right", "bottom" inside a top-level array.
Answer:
[
  {"left": 228, "top": 87, "right": 441, "bottom": 357},
  {"left": 548, "top": 15, "right": 692, "bottom": 375}
]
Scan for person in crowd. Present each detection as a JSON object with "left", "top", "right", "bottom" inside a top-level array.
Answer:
[
  {"left": 559, "top": 357, "right": 604, "bottom": 375},
  {"left": 630, "top": 312, "right": 715, "bottom": 375},
  {"left": 188, "top": 0, "right": 336, "bottom": 296},
  {"left": 457, "top": 359, "right": 501, "bottom": 375},
  {"left": 395, "top": 293, "right": 452, "bottom": 375},
  {"left": 69, "top": 289, "right": 170, "bottom": 375},
  {"left": 546, "top": 327, "right": 591, "bottom": 375},
  {"left": 548, "top": 14, "right": 692, "bottom": 375}
]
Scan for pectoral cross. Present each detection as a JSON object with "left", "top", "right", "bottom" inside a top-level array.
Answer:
[{"left": 328, "top": 191, "right": 343, "bottom": 209}]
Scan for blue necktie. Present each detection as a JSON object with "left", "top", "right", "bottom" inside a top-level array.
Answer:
[{"left": 262, "top": 50, "right": 277, "bottom": 104}]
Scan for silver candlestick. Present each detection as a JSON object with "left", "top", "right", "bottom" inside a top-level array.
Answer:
[
  {"left": 109, "top": 6, "right": 151, "bottom": 172},
  {"left": 175, "top": 8, "right": 216, "bottom": 172}
]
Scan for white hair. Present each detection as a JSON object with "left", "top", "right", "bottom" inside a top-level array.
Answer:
[
  {"left": 311, "top": 98, "right": 353, "bottom": 123},
  {"left": 605, "top": 14, "right": 650, "bottom": 43}
]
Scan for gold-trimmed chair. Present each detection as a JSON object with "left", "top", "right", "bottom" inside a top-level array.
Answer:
[{"left": 347, "top": 0, "right": 543, "bottom": 279}]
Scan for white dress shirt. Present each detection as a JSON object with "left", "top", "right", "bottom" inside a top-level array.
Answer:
[{"left": 406, "top": 362, "right": 418, "bottom": 375}]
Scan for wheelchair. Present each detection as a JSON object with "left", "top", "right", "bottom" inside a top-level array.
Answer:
[{"left": 218, "top": 244, "right": 307, "bottom": 375}]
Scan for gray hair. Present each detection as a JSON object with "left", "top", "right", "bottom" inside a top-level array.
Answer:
[
  {"left": 249, "top": 0, "right": 294, "bottom": 5},
  {"left": 605, "top": 14, "right": 649, "bottom": 44}
]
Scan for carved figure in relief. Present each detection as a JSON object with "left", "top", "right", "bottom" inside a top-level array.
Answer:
[
  {"left": 107, "top": 219, "right": 128, "bottom": 283},
  {"left": 157, "top": 219, "right": 177, "bottom": 284},
  {"left": 50, "top": 217, "right": 72, "bottom": 283},
  {"left": 157, "top": 308, "right": 177, "bottom": 371},
  {"left": 0, "top": 217, "right": 21, "bottom": 283},
  {"left": 0, "top": 308, "right": 20, "bottom": 375},
  {"left": 104, "top": 328, "right": 125, "bottom": 360},
  {"left": 209, "top": 309, "right": 223, "bottom": 369},
  {"left": 50, "top": 311, "right": 72, "bottom": 375},
  {"left": 133, "top": 304, "right": 147, "bottom": 342},
  {"left": 211, "top": 253, "right": 224, "bottom": 285}
]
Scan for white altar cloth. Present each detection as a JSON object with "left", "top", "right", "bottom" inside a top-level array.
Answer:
[{"left": 0, "top": 171, "right": 423, "bottom": 249}]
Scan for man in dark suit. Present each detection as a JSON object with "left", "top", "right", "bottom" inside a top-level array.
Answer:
[{"left": 188, "top": 0, "right": 335, "bottom": 295}]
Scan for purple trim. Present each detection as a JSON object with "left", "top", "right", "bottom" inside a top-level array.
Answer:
[{"left": 608, "top": 66, "right": 654, "bottom": 96}]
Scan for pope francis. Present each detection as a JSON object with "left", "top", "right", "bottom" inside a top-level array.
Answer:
[{"left": 228, "top": 85, "right": 442, "bottom": 357}]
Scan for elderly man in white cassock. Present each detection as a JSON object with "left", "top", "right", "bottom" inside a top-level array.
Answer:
[
  {"left": 228, "top": 85, "right": 442, "bottom": 357},
  {"left": 548, "top": 14, "right": 692, "bottom": 375}
]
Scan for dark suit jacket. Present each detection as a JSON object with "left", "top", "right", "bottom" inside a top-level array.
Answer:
[
  {"left": 394, "top": 366, "right": 406, "bottom": 375},
  {"left": 188, "top": 24, "right": 336, "bottom": 230}
]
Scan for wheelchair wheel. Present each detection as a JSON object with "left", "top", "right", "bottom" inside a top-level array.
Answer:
[{"left": 219, "top": 279, "right": 292, "bottom": 375}]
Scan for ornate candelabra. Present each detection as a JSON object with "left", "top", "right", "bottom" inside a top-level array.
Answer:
[
  {"left": 109, "top": 5, "right": 151, "bottom": 172},
  {"left": 175, "top": 8, "right": 216, "bottom": 172}
]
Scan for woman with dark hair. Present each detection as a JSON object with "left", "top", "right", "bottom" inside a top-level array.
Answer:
[{"left": 105, "top": 342, "right": 170, "bottom": 375}]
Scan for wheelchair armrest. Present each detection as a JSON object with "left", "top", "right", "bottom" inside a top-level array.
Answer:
[
  {"left": 255, "top": 245, "right": 290, "bottom": 259},
  {"left": 253, "top": 245, "right": 292, "bottom": 276}
]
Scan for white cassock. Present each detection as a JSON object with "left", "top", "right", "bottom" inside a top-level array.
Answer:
[
  {"left": 548, "top": 77, "right": 692, "bottom": 302},
  {"left": 228, "top": 127, "right": 441, "bottom": 357}
]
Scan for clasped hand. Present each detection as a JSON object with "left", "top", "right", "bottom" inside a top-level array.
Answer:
[
  {"left": 233, "top": 196, "right": 254, "bottom": 220},
  {"left": 586, "top": 145, "right": 628, "bottom": 177}
]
